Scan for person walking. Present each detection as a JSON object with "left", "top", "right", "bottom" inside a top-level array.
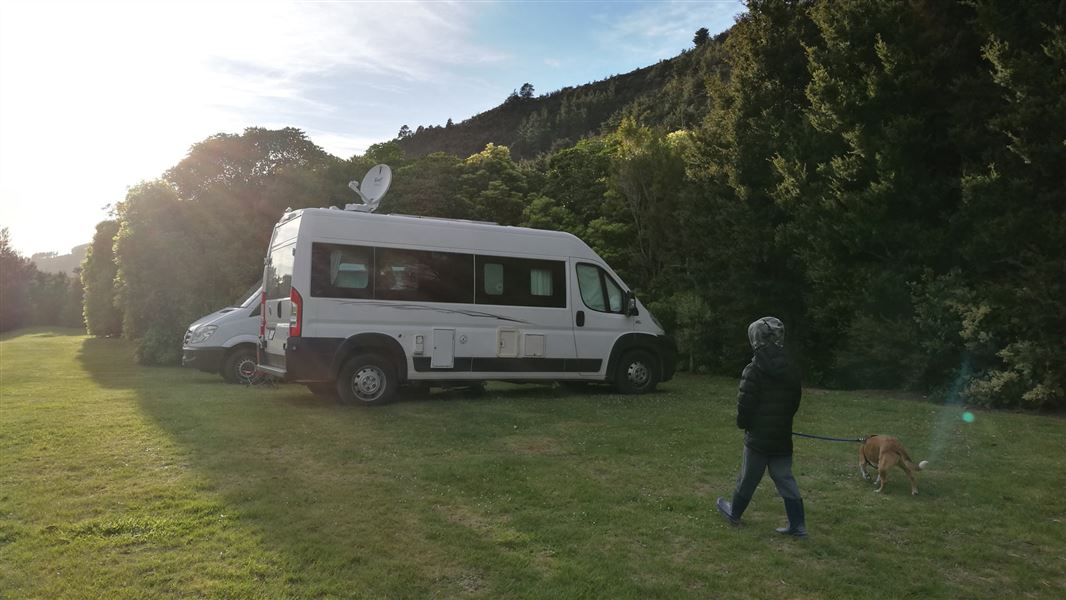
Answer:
[{"left": 717, "top": 316, "right": 807, "bottom": 537}]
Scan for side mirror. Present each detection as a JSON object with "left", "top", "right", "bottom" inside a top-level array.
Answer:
[{"left": 626, "top": 294, "right": 639, "bottom": 317}]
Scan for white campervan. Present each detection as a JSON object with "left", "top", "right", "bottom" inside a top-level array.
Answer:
[
  {"left": 182, "top": 283, "right": 263, "bottom": 384},
  {"left": 257, "top": 209, "right": 676, "bottom": 405}
]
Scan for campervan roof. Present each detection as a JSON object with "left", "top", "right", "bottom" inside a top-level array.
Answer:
[{"left": 286, "top": 208, "right": 601, "bottom": 262}]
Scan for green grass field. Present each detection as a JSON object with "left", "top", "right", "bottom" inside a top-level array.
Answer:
[{"left": 1, "top": 329, "right": 1063, "bottom": 599}]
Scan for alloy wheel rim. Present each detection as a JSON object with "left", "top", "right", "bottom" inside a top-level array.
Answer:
[{"left": 237, "top": 359, "right": 257, "bottom": 382}]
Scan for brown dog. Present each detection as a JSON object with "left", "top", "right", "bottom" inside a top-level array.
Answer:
[{"left": 859, "top": 435, "right": 929, "bottom": 495}]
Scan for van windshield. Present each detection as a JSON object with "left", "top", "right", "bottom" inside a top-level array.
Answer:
[
  {"left": 265, "top": 245, "right": 294, "bottom": 300},
  {"left": 237, "top": 282, "right": 263, "bottom": 308}
]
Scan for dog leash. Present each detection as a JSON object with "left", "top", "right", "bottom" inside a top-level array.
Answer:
[{"left": 792, "top": 432, "right": 866, "bottom": 443}]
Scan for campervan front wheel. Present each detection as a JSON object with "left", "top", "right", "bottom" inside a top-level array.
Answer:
[
  {"left": 615, "top": 349, "right": 660, "bottom": 394},
  {"left": 337, "top": 354, "right": 397, "bottom": 406}
]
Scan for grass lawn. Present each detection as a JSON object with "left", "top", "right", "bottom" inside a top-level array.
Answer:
[{"left": 1, "top": 329, "right": 1064, "bottom": 599}]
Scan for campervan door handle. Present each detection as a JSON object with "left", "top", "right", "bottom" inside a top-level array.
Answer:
[{"left": 576, "top": 311, "right": 585, "bottom": 327}]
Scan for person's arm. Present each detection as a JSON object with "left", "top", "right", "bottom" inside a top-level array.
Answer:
[{"left": 736, "top": 362, "right": 759, "bottom": 429}]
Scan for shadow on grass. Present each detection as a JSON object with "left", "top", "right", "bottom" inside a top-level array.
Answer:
[
  {"left": 65, "top": 334, "right": 1066, "bottom": 598},
  {"left": 73, "top": 335, "right": 684, "bottom": 596},
  {"left": 1, "top": 326, "right": 86, "bottom": 342}
]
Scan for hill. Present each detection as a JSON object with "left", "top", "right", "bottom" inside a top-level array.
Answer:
[
  {"left": 395, "top": 33, "right": 729, "bottom": 160},
  {"left": 31, "top": 243, "right": 88, "bottom": 275}
]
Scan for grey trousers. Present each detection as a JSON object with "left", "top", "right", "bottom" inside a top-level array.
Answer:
[{"left": 733, "top": 445, "right": 802, "bottom": 500}]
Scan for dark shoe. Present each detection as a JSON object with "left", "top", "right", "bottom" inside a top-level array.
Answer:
[
  {"left": 716, "top": 494, "right": 751, "bottom": 525},
  {"left": 775, "top": 498, "right": 808, "bottom": 538}
]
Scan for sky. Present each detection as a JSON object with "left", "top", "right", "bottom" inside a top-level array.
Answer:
[{"left": 0, "top": 0, "right": 744, "bottom": 257}]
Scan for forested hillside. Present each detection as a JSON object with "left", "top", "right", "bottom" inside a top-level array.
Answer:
[
  {"left": 395, "top": 30, "right": 729, "bottom": 160},
  {"left": 4, "top": 0, "right": 1062, "bottom": 410}
]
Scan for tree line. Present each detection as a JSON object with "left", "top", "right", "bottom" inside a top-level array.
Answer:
[{"left": 2, "top": 0, "right": 1061, "bottom": 410}]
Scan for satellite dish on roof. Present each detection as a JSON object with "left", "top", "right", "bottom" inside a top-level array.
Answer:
[{"left": 345, "top": 164, "right": 392, "bottom": 212}]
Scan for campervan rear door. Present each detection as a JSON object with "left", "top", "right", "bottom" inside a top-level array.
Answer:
[{"left": 260, "top": 216, "right": 301, "bottom": 376}]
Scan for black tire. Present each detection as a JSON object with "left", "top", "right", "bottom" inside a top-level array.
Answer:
[
  {"left": 306, "top": 383, "right": 339, "bottom": 400},
  {"left": 337, "top": 353, "right": 397, "bottom": 406},
  {"left": 614, "top": 349, "right": 660, "bottom": 394},
  {"left": 221, "top": 347, "right": 259, "bottom": 384}
]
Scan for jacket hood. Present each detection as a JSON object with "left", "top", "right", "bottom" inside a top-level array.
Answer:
[
  {"left": 748, "top": 317, "right": 785, "bottom": 351},
  {"left": 748, "top": 317, "right": 790, "bottom": 378}
]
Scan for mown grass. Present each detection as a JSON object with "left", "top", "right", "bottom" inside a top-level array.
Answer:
[{"left": 1, "top": 329, "right": 1063, "bottom": 599}]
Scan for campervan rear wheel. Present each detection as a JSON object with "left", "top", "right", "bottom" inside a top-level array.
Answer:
[
  {"left": 337, "top": 354, "right": 397, "bottom": 406},
  {"left": 615, "top": 349, "right": 660, "bottom": 394},
  {"left": 222, "top": 347, "right": 259, "bottom": 384}
]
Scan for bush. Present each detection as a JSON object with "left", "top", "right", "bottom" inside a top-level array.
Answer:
[{"left": 134, "top": 325, "right": 183, "bottom": 366}]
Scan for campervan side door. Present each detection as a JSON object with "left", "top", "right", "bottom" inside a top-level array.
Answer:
[{"left": 570, "top": 260, "right": 630, "bottom": 374}]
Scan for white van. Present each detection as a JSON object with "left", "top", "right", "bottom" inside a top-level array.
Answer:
[
  {"left": 182, "top": 283, "right": 263, "bottom": 384},
  {"left": 257, "top": 208, "right": 676, "bottom": 405}
]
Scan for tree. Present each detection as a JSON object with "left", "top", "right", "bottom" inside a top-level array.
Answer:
[
  {"left": 456, "top": 144, "right": 528, "bottom": 225},
  {"left": 113, "top": 180, "right": 199, "bottom": 364},
  {"left": 27, "top": 271, "right": 71, "bottom": 327},
  {"left": 81, "top": 220, "right": 123, "bottom": 336},
  {"left": 0, "top": 228, "right": 35, "bottom": 332},
  {"left": 397, "top": 124, "right": 413, "bottom": 139},
  {"left": 387, "top": 152, "right": 465, "bottom": 218},
  {"left": 954, "top": 0, "right": 1066, "bottom": 409},
  {"left": 63, "top": 270, "right": 84, "bottom": 328},
  {"left": 519, "top": 83, "right": 535, "bottom": 99},
  {"left": 165, "top": 127, "right": 328, "bottom": 201},
  {"left": 693, "top": 27, "right": 710, "bottom": 46}
]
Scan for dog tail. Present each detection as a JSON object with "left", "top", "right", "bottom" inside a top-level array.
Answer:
[{"left": 902, "top": 449, "right": 928, "bottom": 471}]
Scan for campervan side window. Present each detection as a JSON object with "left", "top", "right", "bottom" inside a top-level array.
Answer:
[
  {"left": 483, "top": 263, "right": 504, "bottom": 296},
  {"left": 576, "top": 263, "right": 624, "bottom": 314},
  {"left": 265, "top": 244, "right": 294, "bottom": 300},
  {"left": 475, "top": 256, "right": 565, "bottom": 308},
  {"left": 311, "top": 243, "right": 373, "bottom": 299},
  {"left": 375, "top": 248, "right": 474, "bottom": 303},
  {"left": 530, "top": 268, "right": 553, "bottom": 296}
]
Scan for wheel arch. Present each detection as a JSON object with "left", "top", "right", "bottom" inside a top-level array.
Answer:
[
  {"left": 331, "top": 333, "right": 408, "bottom": 383},
  {"left": 605, "top": 333, "right": 672, "bottom": 382}
]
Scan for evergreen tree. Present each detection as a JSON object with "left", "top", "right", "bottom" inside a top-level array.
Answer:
[
  {"left": 693, "top": 27, "right": 710, "bottom": 46},
  {"left": 0, "top": 228, "right": 35, "bottom": 332},
  {"left": 82, "top": 220, "right": 122, "bottom": 336}
]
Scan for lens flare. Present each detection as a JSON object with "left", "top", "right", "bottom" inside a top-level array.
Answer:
[{"left": 962, "top": 411, "right": 975, "bottom": 423}]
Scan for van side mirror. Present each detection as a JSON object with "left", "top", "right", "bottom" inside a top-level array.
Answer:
[{"left": 626, "top": 294, "right": 639, "bottom": 317}]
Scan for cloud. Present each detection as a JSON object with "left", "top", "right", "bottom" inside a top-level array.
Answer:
[
  {"left": 594, "top": 0, "right": 743, "bottom": 58},
  {"left": 0, "top": 1, "right": 504, "bottom": 253},
  {"left": 544, "top": 58, "right": 562, "bottom": 68}
]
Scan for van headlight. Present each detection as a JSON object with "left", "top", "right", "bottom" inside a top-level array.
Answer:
[{"left": 189, "top": 325, "right": 218, "bottom": 344}]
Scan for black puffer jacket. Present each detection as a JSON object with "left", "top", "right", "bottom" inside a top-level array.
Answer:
[{"left": 736, "top": 346, "right": 802, "bottom": 455}]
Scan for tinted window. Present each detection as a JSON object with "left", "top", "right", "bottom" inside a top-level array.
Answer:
[
  {"left": 475, "top": 255, "right": 566, "bottom": 308},
  {"left": 265, "top": 244, "right": 294, "bottom": 299},
  {"left": 375, "top": 248, "right": 474, "bottom": 303},
  {"left": 483, "top": 262, "right": 504, "bottom": 296},
  {"left": 577, "top": 263, "right": 625, "bottom": 314},
  {"left": 311, "top": 243, "right": 374, "bottom": 299}
]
